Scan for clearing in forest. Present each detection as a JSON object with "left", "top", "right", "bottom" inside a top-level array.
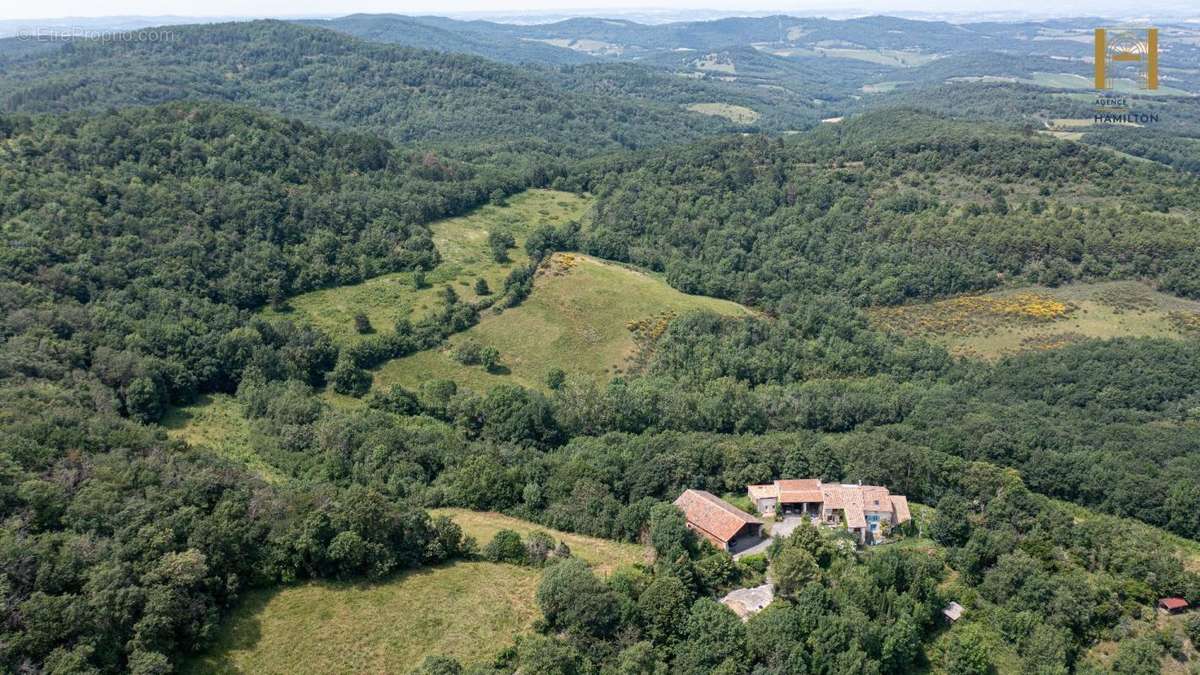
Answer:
[
  {"left": 184, "top": 561, "right": 541, "bottom": 673},
  {"left": 431, "top": 508, "right": 648, "bottom": 575},
  {"left": 185, "top": 511, "right": 643, "bottom": 673},
  {"left": 685, "top": 102, "right": 761, "bottom": 124},
  {"left": 868, "top": 281, "right": 1200, "bottom": 359},
  {"left": 372, "top": 252, "right": 752, "bottom": 391},
  {"left": 161, "top": 393, "right": 285, "bottom": 483},
  {"left": 259, "top": 190, "right": 591, "bottom": 345}
]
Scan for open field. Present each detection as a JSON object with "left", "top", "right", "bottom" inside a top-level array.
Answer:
[
  {"left": 762, "top": 45, "right": 940, "bottom": 67},
  {"left": 373, "top": 252, "right": 752, "bottom": 391},
  {"left": 185, "top": 510, "right": 643, "bottom": 673},
  {"left": 818, "top": 48, "right": 940, "bottom": 67},
  {"left": 861, "top": 81, "right": 907, "bottom": 93},
  {"left": 184, "top": 561, "right": 541, "bottom": 674},
  {"left": 161, "top": 394, "right": 284, "bottom": 483},
  {"left": 260, "top": 190, "right": 591, "bottom": 345},
  {"left": 685, "top": 102, "right": 760, "bottom": 124},
  {"left": 1025, "top": 71, "right": 1192, "bottom": 95},
  {"left": 431, "top": 508, "right": 649, "bottom": 574},
  {"left": 868, "top": 281, "right": 1200, "bottom": 359}
]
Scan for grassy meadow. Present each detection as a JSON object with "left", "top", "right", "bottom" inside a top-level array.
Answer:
[
  {"left": 1025, "top": 71, "right": 1192, "bottom": 96},
  {"left": 161, "top": 394, "right": 285, "bottom": 483},
  {"left": 868, "top": 281, "right": 1200, "bottom": 359},
  {"left": 185, "top": 511, "right": 646, "bottom": 673},
  {"left": 372, "top": 252, "right": 752, "bottom": 391},
  {"left": 260, "top": 190, "right": 591, "bottom": 345},
  {"left": 762, "top": 46, "right": 940, "bottom": 67},
  {"left": 685, "top": 102, "right": 761, "bottom": 124},
  {"left": 431, "top": 508, "right": 649, "bottom": 575},
  {"left": 185, "top": 561, "right": 541, "bottom": 674}
]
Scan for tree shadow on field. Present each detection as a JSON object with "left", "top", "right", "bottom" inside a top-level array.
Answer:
[{"left": 181, "top": 588, "right": 273, "bottom": 674}]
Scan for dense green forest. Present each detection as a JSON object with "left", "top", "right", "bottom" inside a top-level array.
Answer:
[
  {"left": 300, "top": 14, "right": 599, "bottom": 65},
  {"left": 239, "top": 379, "right": 1200, "bottom": 674},
  {"left": 3, "top": 13, "right": 1200, "bottom": 675},
  {"left": 867, "top": 82, "right": 1200, "bottom": 173},
  {"left": 0, "top": 21, "right": 727, "bottom": 170},
  {"left": 0, "top": 103, "right": 539, "bottom": 421},
  {"left": 569, "top": 110, "right": 1200, "bottom": 306}
]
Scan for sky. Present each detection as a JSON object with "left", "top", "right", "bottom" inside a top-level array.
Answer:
[{"left": 1, "top": 0, "right": 1196, "bottom": 22}]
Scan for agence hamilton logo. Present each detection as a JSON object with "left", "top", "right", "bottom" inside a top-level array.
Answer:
[
  {"left": 1094, "top": 26, "right": 1158, "bottom": 91},
  {"left": 1093, "top": 26, "right": 1161, "bottom": 126}
]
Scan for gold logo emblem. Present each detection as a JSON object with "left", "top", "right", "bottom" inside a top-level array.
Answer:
[{"left": 1095, "top": 27, "right": 1158, "bottom": 90}]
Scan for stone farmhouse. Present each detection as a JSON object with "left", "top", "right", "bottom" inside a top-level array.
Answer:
[{"left": 747, "top": 479, "right": 912, "bottom": 544}]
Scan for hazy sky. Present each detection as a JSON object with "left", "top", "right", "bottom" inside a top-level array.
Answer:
[{"left": 1, "top": 0, "right": 1195, "bottom": 21}]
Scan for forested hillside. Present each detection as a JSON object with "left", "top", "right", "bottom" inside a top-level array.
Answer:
[
  {"left": 301, "top": 14, "right": 598, "bottom": 65},
  {"left": 0, "top": 102, "right": 538, "bottom": 421},
  {"left": 0, "top": 21, "right": 726, "bottom": 168},
  {"left": 304, "top": 12, "right": 1200, "bottom": 168},
  {"left": 570, "top": 110, "right": 1200, "bottom": 307},
  {"left": 3, "top": 13, "right": 1200, "bottom": 675}
]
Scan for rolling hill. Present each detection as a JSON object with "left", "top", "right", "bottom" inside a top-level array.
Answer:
[
  {"left": 7, "top": 13, "right": 1200, "bottom": 675},
  {"left": 373, "top": 252, "right": 752, "bottom": 392},
  {"left": 289, "top": 13, "right": 1200, "bottom": 163},
  {"left": 573, "top": 109, "right": 1200, "bottom": 308},
  {"left": 301, "top": 14, "right": 595, "bottom": 65},
  {"left": 0, "top": 20, "right": 726, "bottom": 162}
]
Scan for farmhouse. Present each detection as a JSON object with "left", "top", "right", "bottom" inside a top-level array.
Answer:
[
  {"left": 747, "top": 479, "right": 912, "bottom": 544},
  {"left": 673, "top": 489, "right": 764, "bottom": 553}
]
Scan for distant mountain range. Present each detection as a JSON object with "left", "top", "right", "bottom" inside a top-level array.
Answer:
[{"left": 2, "top": 12, "right": 1197, "bottom": 171}]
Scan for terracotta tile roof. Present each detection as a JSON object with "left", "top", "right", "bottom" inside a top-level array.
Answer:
[
  {"left": 1160, "top": 597, "right": 1189, "bottom": 610},
  {"left": 819, "top": 483, "right": 845, "bottom": 509},
  {"left": 776, "top": 479, "right": 822, "bottom": 503},
  {"left": 674, "top": 489, "right": 762, "bottom": 543},
  {"left": 747, "top": 478, "right": 912, "bottom": 533},
  {"left": 862, "top": 486, "right": 891, "bottom": 511},
  {"left": 890, "top": 495, "right": 912, "bottom": 523},
  {"left": 841, "top": 486, "right": 867, "bottom": 529},
  {"left": 747, "top": 484, "right": 776, "bottom": 500}
]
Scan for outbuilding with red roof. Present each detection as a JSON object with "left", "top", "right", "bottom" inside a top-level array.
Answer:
[
  {"left": 1159, "top": 597, "right": 1189, "bottom": 614},
  {"left": 673, "top": 489, "right": 764, "bottom": 553}
]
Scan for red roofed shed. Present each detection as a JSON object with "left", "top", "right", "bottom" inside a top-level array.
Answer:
[{"left": 1159, "top": 597, "right": 1189, "bottom": 614}]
